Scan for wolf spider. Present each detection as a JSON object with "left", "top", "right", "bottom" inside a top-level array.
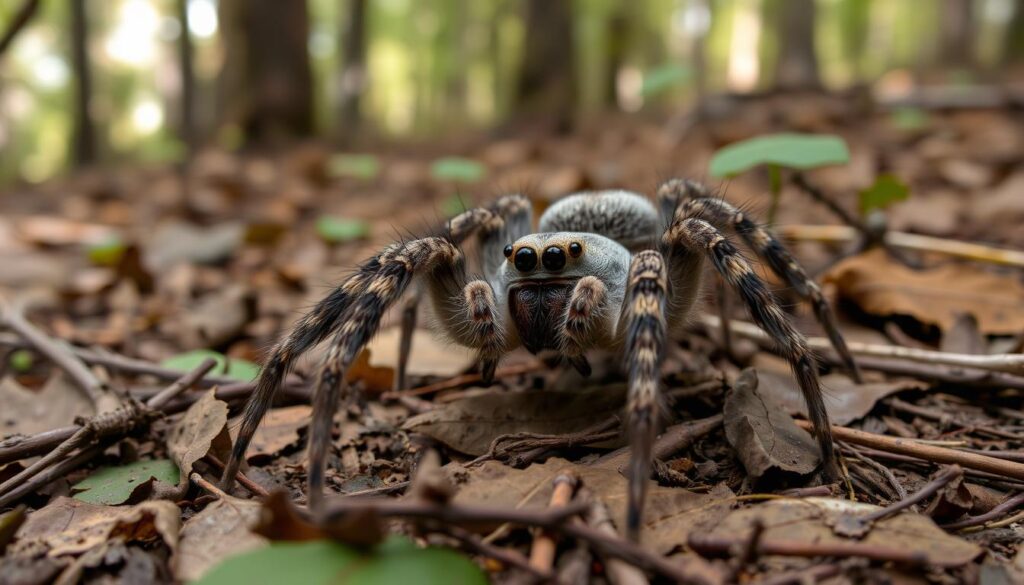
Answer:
[{"left": 220, "top": 179, "right": 859, "bottom": 540}]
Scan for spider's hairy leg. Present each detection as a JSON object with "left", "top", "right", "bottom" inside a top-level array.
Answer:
[
  {"left": 664, "top": 217, "right": 837, "bottom": 473},
  {"left": 560, "top": 276, "right": 611, "bottom": 377},
  {"left": 619, "top": 251, "right": 668, "bottom": 542},
  {"left": 479, "top": 193, "right": 533, "bottom": 280},
  {"left": 219, "top": 264, "right": 377, "bottom": 490},
  {"left": 307, "top": 237, "right": 464, "bottom": 511},
  {"left": 659, "top": 178, "right": 862, "bottom": 382},
  {"left": 462, "top": 280, "right": 506, "bottom": 381}
]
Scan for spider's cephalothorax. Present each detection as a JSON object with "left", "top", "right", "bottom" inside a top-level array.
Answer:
[{"left": 221, "top": 180, "right": 860, "bottom": 540}]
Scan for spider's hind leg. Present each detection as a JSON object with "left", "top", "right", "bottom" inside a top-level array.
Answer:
[{"left": 658, "top": 178, "right": 862, "bottom": 382}]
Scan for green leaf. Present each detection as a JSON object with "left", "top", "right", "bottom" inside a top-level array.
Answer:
[
  {"left": 316, "top": 216, "right": 371, "bottom": 244},
  {"left": 859, "top": 174, "right": 910, "bottom": 215},
  {"left": 161, "top": 350, "right": 261, "bottom": 382},
  {"left": 328, "top": 154, "right": 380, "bottom": 180},
  {"left": 87, "top": 235, "right": 127, "bottom": 266},
  {"left": 890, "top": 107, "right": 929, "bottom": 131},
  {"left": 440, "top": 194, "right": 470, "bottom": 218},
  {"left": 194, "top": 538, "right": 487, "bottom": 585},
  {"left": 640, "top": 63, "right": 693, "bottom": 97},
  {"left": 709, "top": 133, "right": 850, "bottom": 178},
  {"left": 430, "top": 157, "right": 486, "bottom": 183},
  {"left": 8, "top": 349, "right": 33, "bottom": 373},
  {"left": 72, "top": 459, "right": 180, "bottom": 504}
]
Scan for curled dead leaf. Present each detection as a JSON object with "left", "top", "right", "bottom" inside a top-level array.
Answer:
[{"left": 167, "top": 389, "right": 231, "bottom": 478}]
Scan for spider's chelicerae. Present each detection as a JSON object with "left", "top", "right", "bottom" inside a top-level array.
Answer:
[{"left": 220, "top": 178, "right": 860, "bottom": 540}]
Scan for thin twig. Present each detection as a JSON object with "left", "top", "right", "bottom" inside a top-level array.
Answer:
[
  {"left": 202, "top": 454, "right": 270, "bottom": 498},
  {"left": 146, "top": 358, "right": 218, "bottom": 409},
  {"left": 191, "top": 472, "right": 230, "bottom": 499},
  {"left": 858, "top": 465, "right": 961, "bottom": 524},
  {"left": 795, "top": 420, "right": 1024, "bottom": 481},
  {"left": 0, "top": 443, "right": 107, "bottom": 508},
  {"left": 842, "top": 443, "right": 907, "bottom": 500},
  {"left": 528, "top": 473, "right": 578, "bottom": 574},
  {"left": 941, "top": 491, "right": 1024, "bottom": 531},
  {"left": 689, "top": 533, "right": 952, "bottom": 567},
  {"left": 381, "top": 361, "right": 546, "bottom": 400},
  {"left": 579, "top": 488, "right": 649, "bottom": 585},
  {"left": 444, "top": 524, "right": 550, "bottom": 582}
]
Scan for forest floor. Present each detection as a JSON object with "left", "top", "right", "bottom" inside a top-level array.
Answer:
[{"left": 1, "top": 92, "right": 1024, "bottom": 584}]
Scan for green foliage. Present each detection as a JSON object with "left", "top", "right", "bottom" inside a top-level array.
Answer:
[
  {"left": 71, "top": 460, "right": 180, "bottom": 504},
  {"left": 161, "top": 350, "right": 261, "bottom": 382},
  {"left": 87, "top": 236, "right": 127, "bottom": 266},
  {"left": 859, "top": 174, "right": 909, "bottom": 215},
  {"left": 890, "top": 107, "right": 929, "bottom": 131},
  {"left": 195, "top": 538, "right": 487, "bottom": 585},
  {"left": 328, "top": 154, "right": 381, "bottom": 180},
  {"left": 640, "top": 63, "right": 693, "bottom": 97},
  {"left": 316, "top": 216, "right": 371, "bottom": 244},
  {"left": 8, "top": 350, "right": 34, "bottom": 373},
  {"left": 430, "top": 157, "right": 486, "bottom": 183},
  {"left": 441, "top": 193, "right": 470, "bottom": 218},
  {"left": 709, "top": 133, "right": 850, "bottom": 178}
]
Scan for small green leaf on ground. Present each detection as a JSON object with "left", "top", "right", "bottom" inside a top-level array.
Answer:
[
  {"left": 641, "top": 63, "right": 692, "bottom": 97},
  {"left": 161, "top": 349, "right": 261, "bottom": 382},
  {"left": 87, "top": 235, "right": 127, "bottom": 266},
  {"left": 315, "top": 215, "right": 371, "bottom": 244},
  {"left": 328, "top": 154, "right": 380, "bottom": 180},
  {"left": 71, "top": 459, "right": 180, "bottom": 505},
  {"left": 8, "top": 349, "right": 33, "bottom": 373},
  {"left": 859, "top": 174, "right": 909, "bottom": 215},
  {"left": 890, "top": 106, "right": 929, "bottom": 131},
  {"left": 440, "top": 193, "right": 470, "bottom": 218},
  {"left": 709, "top": 133, "right": 850, "bottom": 177},
  {"left": 430, "top": 157, "right": 486, "bottom": 183},
  {"left": 194, "top": 538, "right": 486, "bottom": 585}
]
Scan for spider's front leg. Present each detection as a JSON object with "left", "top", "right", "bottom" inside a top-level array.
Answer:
[
  {"left": 560, "top": 276, "right": 612, "bottom": 376},
  {"left": 431, "top": 278, "right": 507, "bottom": 382}
]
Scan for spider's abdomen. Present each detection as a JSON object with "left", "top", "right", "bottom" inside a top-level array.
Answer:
[
  {"left": 507, "top": 280, "right": 574, "bottom": 353},
  {"left": 538, "top": 190, "right": 660, "bottom": 251}
]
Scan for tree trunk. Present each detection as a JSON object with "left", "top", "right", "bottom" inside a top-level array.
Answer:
[
  {"left": 604, "top": 10, "right": 629, "bottom": 108},
  {"left": 177, "top": 0, "right": 196, "bottom": 155},
  {"left": 774, "top": 0, "right": 820, "bottom": 90},
  {"left": 514, "top": 0, "right": 575, "bottom": 132},
  {"left": 337, "top": 0, "right": 367, "bottom": 144},
  {"left": 219, "top": 0, "right": 313, "bottom": 148},
  {"left": 939, "top": 0, "right": 974, "bottom": 68},
  {"left": 70, "top": 0, "right": 96, "bottom": 166},
  {"left": 1003, "top": 0, "right": 1024, "bottom": 66}
]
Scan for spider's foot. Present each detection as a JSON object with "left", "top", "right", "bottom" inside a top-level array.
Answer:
[
  {"left": 480, "top": 359, "right": 497, "bottom": 384},
  {"left": 568, "top": 355, "right": 591, "bottom": 377}
]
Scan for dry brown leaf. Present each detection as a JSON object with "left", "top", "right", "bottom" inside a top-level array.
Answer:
[
  {"left": 824, "top": 248, "right": 1024, "bottom": 334},
  {"left": 705, "top": 498, "right": 981, "bottom": 568},
  {"left": 723, "top": 369, "right": 820, "bottom": 480},
  {"left": 367, "top": 327, "right": 475, "bottom": 379},
  {"left": 229, "top": 405, "right": 311, "bottom": 461},
  {"left": 404, "top": 386, "right": 628, "bottom": 456},
  {"left": 754, "top": 356, "right": 927, "bottom": 425},
  {"left": 450, "top": 458, "right": 734, "bottom": 553},
  {"left": 11, "top": 497, "right": 179, "bottom": 558},
  {"left": 345, "top": 349, "right": 394, "bottom": 394},
  {"left": 167, "top": 389, "right": 231, "bottom": 477},
  {"left": 174, "top": 498, "right": 265, "bottom": 582},
  {"left": 0, "top": 374, "right": 93, "bottom": 439},
  {"left": 16, "top": 216, "right": 118, "bottom": 247}
]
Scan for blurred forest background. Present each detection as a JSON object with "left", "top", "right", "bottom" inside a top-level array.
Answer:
[{"left": 3, "top": 0, "right": 1024, "bottom": 186}]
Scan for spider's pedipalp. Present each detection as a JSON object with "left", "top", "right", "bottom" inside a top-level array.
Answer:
[
  {"left": 560, "top": 275, "right": 611, "bottom": 367},
  {"left": 307, "top": 236, "right": 464, "bottom": 510},
  {"left": 659, "top": 178, "right": 862, "bottom": 382},
  {"left": 619, "top": 250, "right": 668, "bottom": 542},
  {"left": 664, "top": 217, "right": 836, "bottom": 473}
]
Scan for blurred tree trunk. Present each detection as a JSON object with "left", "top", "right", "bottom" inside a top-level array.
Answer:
[
  {"left": 177, "top": 0, "right": 196, "bottom": 155},
  {"left": 604, "top": 8, "right": 628, "bottom": 108},
  {"left": 938, "top": 0, "right": 974, "bottom": 69},
  {"left": 70, "top": 0, "right": 96, "bottom": 166},
  {"left": 218, "top": 0, "right": 313, "bottom": 148},
  {"left": 337, "top": 0, "right": 367, "bottom": 144},
  {"left": 1003, "top": 0, "right": 1024, "bottom": 66},
  {"left": 773, "top": 0, "right": 820, "bottom": 90},
  {"left": 0, "top": 0, "right": 41, "bottom": 59},
  {"left": 514, "top": 0, "right": 575, "bottom": 132}
]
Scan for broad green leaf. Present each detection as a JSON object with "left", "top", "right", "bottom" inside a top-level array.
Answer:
[
  {"left": 890, "top": 107, "right": 929, "bottom": 131},
  {"left": 641, "top": 63, "right": 693, "bottom": 97},
  {"left": 72, "top": 459, "right": 180, "bottom": 504},
  {"left": 195, "top": 538, "right": 487, "bottom": 585},
  {"left": 87, "top": 235, "right": 126, "bottom": 266},
  {"left": 328, "top": 154, "right": 380, "bottom": 180},
  {"left": 430, "top": 157, "right": 486, "bottom": 183},
  {"left": 709, "top": 133, "right": 850, "bottom": 177},
  {"left": 859, "top": 174, "right": 910, "bottom": 215},
  {"left": 161, "top": 349, "right": 261, "bottom": 382},
  {"left": 441, "top": 194, "right": 470, "bottom": 218},
  {"left": 8, "top": 349, "right": 33, "bottom": 373},
  {"left": 316, "top": 216, "right": 371, "bottom": 244}
]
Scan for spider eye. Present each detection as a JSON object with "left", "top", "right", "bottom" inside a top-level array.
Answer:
[
  {"left": 542, "top": 246, "right": 566, "bottom": 271},
  {"left": 568, "top": 242, "right": 583, "bottom": 258},
  {"left": 514, "top": 247, "right": 538, "bottom": 272},
  {"left": 503, "top": 244, "right": 513, "bottom": 258}
]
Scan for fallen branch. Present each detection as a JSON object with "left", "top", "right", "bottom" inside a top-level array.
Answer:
[
  {"left": 689, "top": 533, "right": 951, "bottom": 567},
  {"left": 795, "top": 421, "right": 1024, "bottom": 481},
  {"left": 700, "top": 314, "right": 1024, "bottom": 376},
  {"left": 528, "top": 473, "right": 578, "bottom": 574},
  {"left": 777, "top": 224, "right": 1024, "bottom": 270}
]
